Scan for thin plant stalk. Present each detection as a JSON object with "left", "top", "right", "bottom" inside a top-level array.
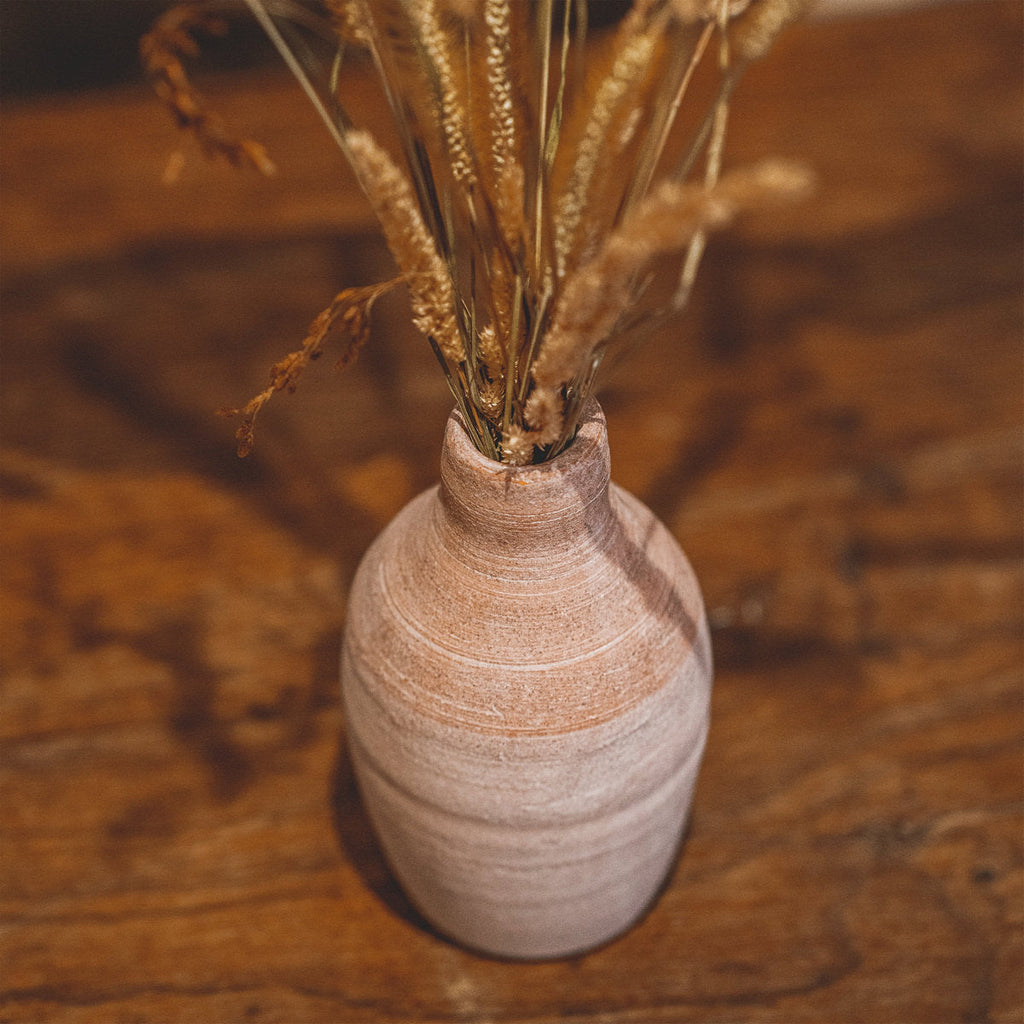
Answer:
[
  {"left": 145, "top": 0, "right": 810, "bottom": 464},
  {"left": 243, "top": 0, "right": 351, "bottom": 152}
]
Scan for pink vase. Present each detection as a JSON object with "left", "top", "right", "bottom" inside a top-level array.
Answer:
[{"left": 340, "top": 400, "right": 712, "bottom": 959}]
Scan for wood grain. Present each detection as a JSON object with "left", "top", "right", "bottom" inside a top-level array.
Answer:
[{"left": 1, "top": 2, "right": 1021, "bottom": 1021}]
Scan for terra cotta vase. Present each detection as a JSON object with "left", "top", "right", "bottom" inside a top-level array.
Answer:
[{"left": 340, "top": 400, "right": 712, "bottom": 959}]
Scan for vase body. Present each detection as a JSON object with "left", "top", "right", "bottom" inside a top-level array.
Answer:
[{"left": 340, "top": 401, "right": 712, "bottom": 959}]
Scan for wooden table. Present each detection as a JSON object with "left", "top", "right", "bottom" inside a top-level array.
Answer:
[{"left": 2, "top": 3, "right": 1021, "bottom": 1021}]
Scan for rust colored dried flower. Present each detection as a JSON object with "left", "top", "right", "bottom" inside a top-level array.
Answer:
[
  {"left": 140, "top": 6, "right": 276, "bottom": 175},
  {"left": 220, "top": 279, "right": 402, "bottom": 455}
]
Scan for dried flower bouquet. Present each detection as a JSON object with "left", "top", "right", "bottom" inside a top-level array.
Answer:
[{"left": 143, "top": 0, "right": 811, "bottom": 464}]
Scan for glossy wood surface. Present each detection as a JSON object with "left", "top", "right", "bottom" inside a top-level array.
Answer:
[{"left": 2, "top": 3, "right": 1021, "bottom": 1021}]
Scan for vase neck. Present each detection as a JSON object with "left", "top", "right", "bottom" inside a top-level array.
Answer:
[{"left": 438, "top": 401, "right": 612, "bottom": 553}]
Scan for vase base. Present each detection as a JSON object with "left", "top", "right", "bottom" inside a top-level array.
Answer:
[
  {"left": 348, "top": 703, "right": 708, "bottom": 961},
  {"left": 405, "top": 837, "right": 688, "bottom": 961}
]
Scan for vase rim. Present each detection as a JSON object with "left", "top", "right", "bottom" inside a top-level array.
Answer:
[
  {"left": 441, "top": 398, "right": 610, "bottom": 523},
  {"left": 447, "top": 397, "right": 606, "bottom": 478}
]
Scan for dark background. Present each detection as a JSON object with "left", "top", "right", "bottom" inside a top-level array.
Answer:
[{"left": 0, "top": 0, "right": 633, "bottom": 97}]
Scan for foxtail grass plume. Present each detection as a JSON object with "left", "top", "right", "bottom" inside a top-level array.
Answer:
[{"left": 143, "top": 0, "right": 812, "bottom": 463}]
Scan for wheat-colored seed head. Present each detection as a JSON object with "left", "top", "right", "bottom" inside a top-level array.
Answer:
[
  {"left": 554, "top": 20, "right": 660, "bottom": 280},
  {"left": 495, "top": 160, "right": 525, "bottom": 256},
  {"left": 346, "top": 130, "right": 465, "bottom": 363},
  {"left": 523, "top": 385, "right": 564, "bottom": 447},
  {"left": 536, "top": 160, "right": 812, "bottom": 395},
  {"left": 732, "top": 0, "right": 814, "bottom": 62},
  {"left": 409, "top": 0, "right": 477, "bottom": 188},
  {"left": 484, "top": 0, "right": 516, "bottom": 168},
  {"left": 500, "top": 425, "right": 536, "bottom": 466},
  {"left": 146, "top": 0, "right": 809, "bottom": 463},
  {"left": 326, "top": 0, "right": 372, "bottom": 47},
  {"left": 478, "top": 378, "right": 505, "bottom": 418}
]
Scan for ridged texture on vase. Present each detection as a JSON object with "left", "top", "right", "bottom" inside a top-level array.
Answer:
[{"left": 341, "top": 401, "right": 712, "bottom": 959}]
